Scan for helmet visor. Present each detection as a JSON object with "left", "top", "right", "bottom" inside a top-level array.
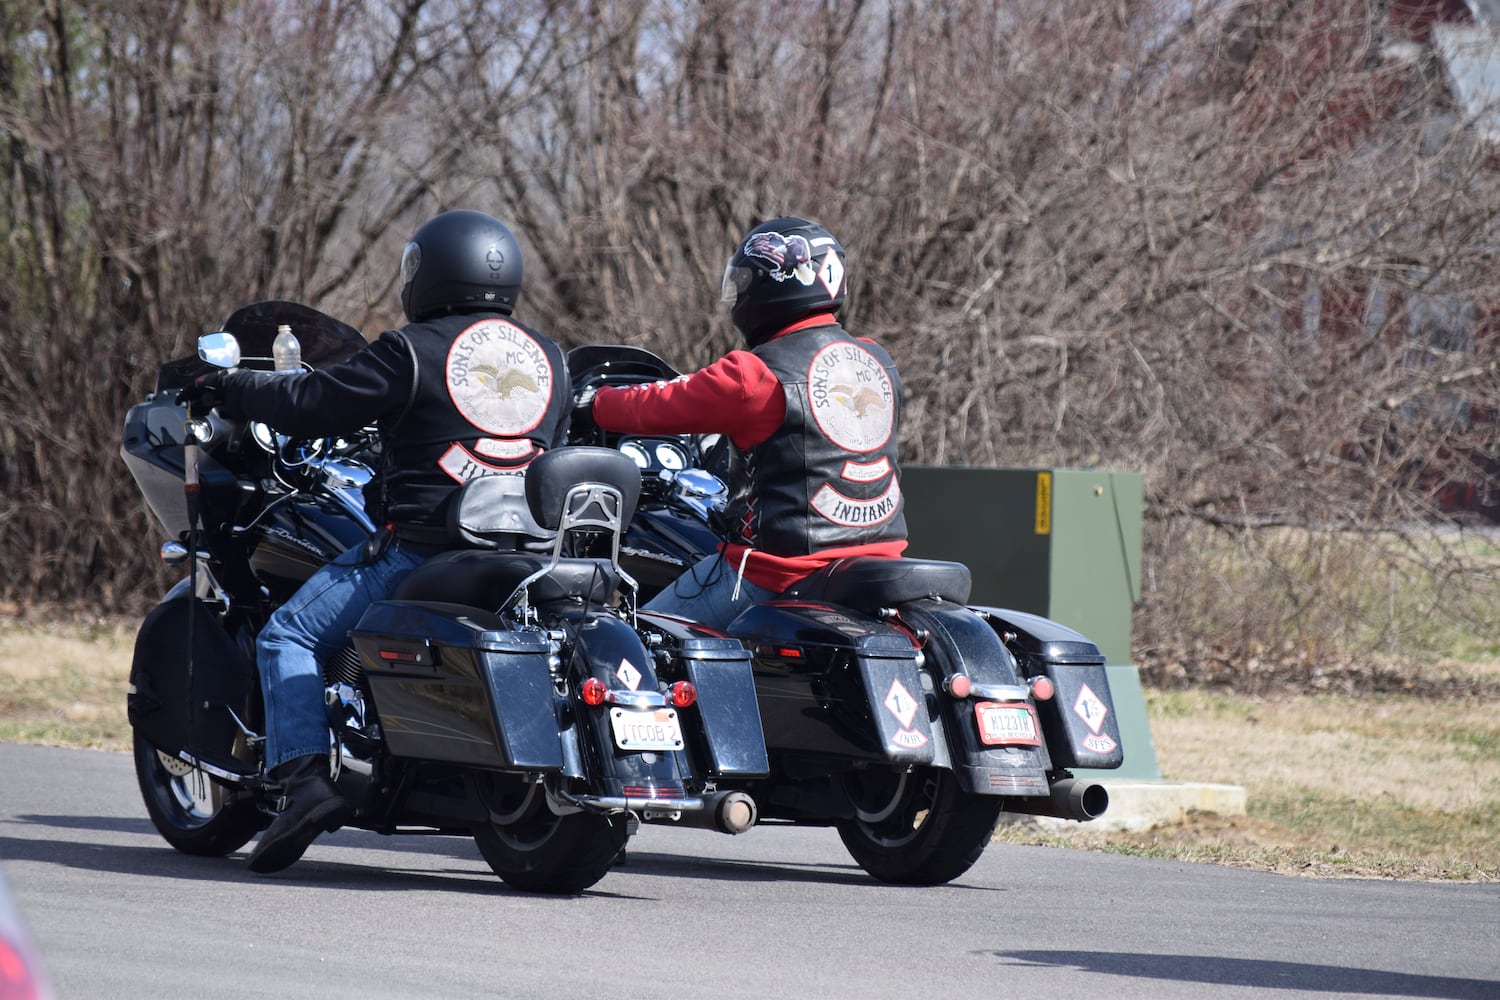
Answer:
[
  {"left": 400, "top": 241, "right": 422, "bottom": 289},
  {"left": 720, "top": 258, "right": 753, "bottom": 303}
]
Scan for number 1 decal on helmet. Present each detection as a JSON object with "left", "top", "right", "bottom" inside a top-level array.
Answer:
[{"left": 723, "top": 217, "right": 848, "bottom": 348}]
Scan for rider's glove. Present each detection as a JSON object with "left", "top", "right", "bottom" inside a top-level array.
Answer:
[
  {"left": 176, "top": 370, "right": 242, "bottom": 418},
  {"left": 572, "top": 385, "right": 599, "bottom": 424}
]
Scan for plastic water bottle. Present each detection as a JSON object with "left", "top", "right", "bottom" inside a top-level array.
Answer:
[{"left": 272, "top": 324, "right": 302, "bottom": 372}]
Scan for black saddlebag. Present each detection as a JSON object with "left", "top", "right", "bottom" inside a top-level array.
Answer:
[{"left": 351, "top": 601, "right": 563, "bottom": 770}]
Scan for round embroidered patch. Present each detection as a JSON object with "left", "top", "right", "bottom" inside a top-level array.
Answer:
[
  {"left": 806, "top": 341, "right": 894, "bottom": 453},
  {"left": 445, "top": 319, "right": 553, "bottom": 435}
]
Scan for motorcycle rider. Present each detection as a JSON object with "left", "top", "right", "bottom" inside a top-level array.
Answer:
[
  {"left": 580, "top": 216, "right": 907, "bottom": 629},
  {"left": 177, "top": 210, "right": 570, "bottom": 873}
]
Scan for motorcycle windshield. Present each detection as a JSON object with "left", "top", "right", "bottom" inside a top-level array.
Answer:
[
  {"left": 568, "top": 344, "right": 681, "bottom": 391},
  {"left": 155, "top": 300, "right": 369, "bottom": 392}
]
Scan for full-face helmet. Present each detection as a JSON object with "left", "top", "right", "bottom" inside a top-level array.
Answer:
[
  {"left": 720, "top": 217, "right": 847, "bottom": 347},
  {"left": 400, "top": 210, "right": 523, "bottom": 322}
]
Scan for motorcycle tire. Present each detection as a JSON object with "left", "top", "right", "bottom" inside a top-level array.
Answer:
[
  {"left": 472, "top": 784, "right": 629, "bottom": 894},
  {"left": 835, "top": 764, "right": 1004, "bottom": 886},
  {"left": 133, "top": 732, "right": 266, "bottom": 856}
]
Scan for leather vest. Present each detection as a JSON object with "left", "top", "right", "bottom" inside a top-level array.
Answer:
[
  {"left": 727, "top": 325, "right": 906, "bottom": 554},
  {"left": 379, "top": 313, "right": 568, "bottom": 535}
]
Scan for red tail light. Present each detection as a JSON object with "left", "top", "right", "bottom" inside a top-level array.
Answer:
[
  {"left": 580, "top": 677, "right": 607, "bottom": 706},
  {"left": 1029, "top": 676, "right": 1056, "bottom": 701},
  {"left": 669, "top": 680, "right": 697, "bottom": 708}
]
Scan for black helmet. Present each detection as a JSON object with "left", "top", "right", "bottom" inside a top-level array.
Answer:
[
  {"left": 721, "top": 217, "right": 847, "bottom": 347},
  {"left": 400, "top": 210, "right": 523, "bottom": 322}
]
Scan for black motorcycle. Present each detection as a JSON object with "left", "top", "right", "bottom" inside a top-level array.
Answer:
[
  {"left": 121, "top": 302, "right": 768, "bottom": 893},
  {"left": 569, "top": 344, "right": 1124, "bottom": 885}
]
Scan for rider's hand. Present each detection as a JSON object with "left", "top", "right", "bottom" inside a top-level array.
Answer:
[
  {"left": 572, "top": 385, "right": 599, "bottom": 424},
  {"left": 176, "top": 370, "right": 239, "bottom": 417}
]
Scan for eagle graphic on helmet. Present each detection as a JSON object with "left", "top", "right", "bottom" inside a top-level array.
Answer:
[{"left": 743, "top": 232, "right": 816, "bottom": 285}]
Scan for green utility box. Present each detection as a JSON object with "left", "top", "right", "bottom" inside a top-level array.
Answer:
[
  {"left": 901, "top": 467, "right": 1142, "bottom": 665},
  {"left": 902, "top": 466, "right": 1160, "bottom": 780}
]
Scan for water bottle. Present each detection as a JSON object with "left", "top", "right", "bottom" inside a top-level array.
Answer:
[{"left": 272, "top": 324, "right": 302, "bottom": 372}]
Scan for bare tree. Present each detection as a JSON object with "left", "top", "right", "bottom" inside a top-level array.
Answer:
[{"left": 2, "top": 0, "right": 1495, "bottom": 686}]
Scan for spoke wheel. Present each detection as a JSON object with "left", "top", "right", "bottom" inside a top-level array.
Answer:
[
  {"left": 133, "top": 732, "right": 267, "bottom": 856},
  {"left": 835, "top": 765, "right": 1004, "bottom": 886},
  {"left": 472, "top": 780, "right": 629, "bottom": 894}
]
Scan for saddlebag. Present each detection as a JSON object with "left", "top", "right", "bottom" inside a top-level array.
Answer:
[
  {"left": 127, "top": 596, "right": 259, "bottom": 777},
  {"left": 351, "top": 601, "right": 564, "bottom": 771},
  {"left": 727, "top": 602, "right": 940, "bottom": 765},
  {"left": 977, "top": 607, "right": 1125, "bottom": 770},
  {"left": 672, "top": 637, "right": 770, "bottom": 777}
]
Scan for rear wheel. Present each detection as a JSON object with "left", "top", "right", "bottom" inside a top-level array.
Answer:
[
  {"left": 472, "top": 780, "right": 629, "bottom": 894},
  {"left": 133, "top": 733, "right": 266, "bottom": 856},
  {"left": 835, "top": 765, "right": 1004, "bottom": 886}
]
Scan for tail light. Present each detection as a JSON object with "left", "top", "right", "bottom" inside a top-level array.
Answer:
[
  {"left": 1028, "top": 675, "right": 1056, "bottom": 701},
  {"left": 669, "top": 680, "right": 697, "bottom": 708},
  {"left": 580, "top": 677, "right": 607, "bottom": 706}
]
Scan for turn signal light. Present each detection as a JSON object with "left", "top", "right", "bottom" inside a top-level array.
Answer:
[
  {"left": 1028, "top": 676, "right": 1056, "bottom": 701},
  {"left": 669, "top": 680, "right": 697, "bottom": 708},
  {"left": 580, "top": 677, "right": 607, "bottom": 706},
  {"left": 945, "top": 674, "right": 973, "bottom": 698}
]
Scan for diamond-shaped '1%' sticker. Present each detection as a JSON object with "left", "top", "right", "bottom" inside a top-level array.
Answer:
[
  {"left": 616, "top": 659, "right": 642, "bottom": 691},
  {"left": 884, "top": 679, "right": 919, "bottom": 728},
  {"left": 1072, "top": 683, "right": 1108, "bottom": 735}
]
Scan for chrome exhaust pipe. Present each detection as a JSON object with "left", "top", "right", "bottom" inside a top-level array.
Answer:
[
  {"left": 711, "top": 790, "right": 758, "bottom": 834},
  {"left": 1004, "top": 777, "right": 1109, "bottom": 822},
  {"left": 638, "top": 789, "right": 758, "bottom": 834}
]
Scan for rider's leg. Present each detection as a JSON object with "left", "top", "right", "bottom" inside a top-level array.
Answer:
[
  {"left": 642, "top": 553, "right": 776, "bottom": 631},
  {"left": 247, "top": 542, "right": 423, "bottom": 873}
]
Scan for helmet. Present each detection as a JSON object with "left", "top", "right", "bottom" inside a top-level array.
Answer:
[
  {"left": 721, "top": 217, "right": 847, "bottom": 347},
  {"left": 399, "top": 210, "right": 523, "bottom": 322}
]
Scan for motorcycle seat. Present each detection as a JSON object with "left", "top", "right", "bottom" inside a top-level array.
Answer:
[
  {"left": 781, "top": 556, "right": 972, "bottom": 610},
  {"left": 394, "top": 549, "right": 620, "bottom": 609}
]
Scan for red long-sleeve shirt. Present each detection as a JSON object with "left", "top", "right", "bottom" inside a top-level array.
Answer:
[{"left": 591, "top": 315, "right": 907, "bottom": 593}]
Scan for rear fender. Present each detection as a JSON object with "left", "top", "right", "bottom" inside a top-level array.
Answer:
[
  {"left": 568, "top": 613, "right": 692, "bottom": 794},
  {"left": 895, "top": 602, "right": 1053, "bottom": 798}
]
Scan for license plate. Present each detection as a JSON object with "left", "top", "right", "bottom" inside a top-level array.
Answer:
[
  {"left": 609, "top": 707, "right": 684, "bottom": 751},
  {"left": 974, "top": 701, "right": 1041, "bottom": 747}
]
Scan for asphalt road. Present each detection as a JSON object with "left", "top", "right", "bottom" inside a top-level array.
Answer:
[{"left": 1, "top": 742, "right": 1496, "bottom": 1000}]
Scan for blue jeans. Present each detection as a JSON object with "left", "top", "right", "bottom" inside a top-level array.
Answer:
[
  {"left": 643, "top": 553, "right": 777, "bottom": 631},
  {"left": 256, "top": 541, "right": 426, "bottom": 770}
]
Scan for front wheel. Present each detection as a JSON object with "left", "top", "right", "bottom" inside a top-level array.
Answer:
[
  {"left": 472, "top": 781, "right": 629, "bottom": 894},
  {"left": 133, "top": 733, "right": 267, "bottom": 856},
  {"left": 835, "top": 765, "right": 1004, "bottom": 886}
]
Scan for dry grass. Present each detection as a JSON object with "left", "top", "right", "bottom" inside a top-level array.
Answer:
[
  {"left": 0, "top": 621, "right": 134, "bottom": 750},
  {"left": 3, "top": 619, "right": 1496, "bottom": 881},
  {"left": 996, "top": 684, "right": 1500, "bottom": 881}
]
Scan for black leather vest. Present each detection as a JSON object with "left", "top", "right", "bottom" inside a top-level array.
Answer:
[
  {"left": 379, "top": 313, "right": 568, "bottom": 534},
  {"left": 727, "top": 325, "right": 906, "bottom": 554}
]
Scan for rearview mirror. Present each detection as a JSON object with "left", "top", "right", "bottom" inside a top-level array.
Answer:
[{"left": 197, "top": 331, "right": 241, "bottom": 369}]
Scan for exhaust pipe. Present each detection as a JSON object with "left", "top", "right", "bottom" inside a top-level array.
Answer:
[
  {"left": 711, "top": 790, "right": 758, "bottom": 834},
  {"left": 643, "top": 789, "right": 758, "bottom": 834},
  {"left": 1004, "top": 778, "right": 1109, "bottom": 822}
]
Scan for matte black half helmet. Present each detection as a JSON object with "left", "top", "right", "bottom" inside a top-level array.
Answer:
[
  {"left": 400, "top": 210, "right": 523, "bottom": 322},
  {"left": 721, "top": 217, "right": 847, "bottom": 347}
]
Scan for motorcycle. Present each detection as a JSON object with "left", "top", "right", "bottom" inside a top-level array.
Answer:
[
  {"left": 568, "top": 343, "right": 1125, "bottom": 885},
  {"left": 121, "top": 301, "right": 768, "bottom": 893}
]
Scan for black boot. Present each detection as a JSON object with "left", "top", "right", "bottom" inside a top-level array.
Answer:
[{"left": 247, "top": 755, "right": 351, "bottom": 874}]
